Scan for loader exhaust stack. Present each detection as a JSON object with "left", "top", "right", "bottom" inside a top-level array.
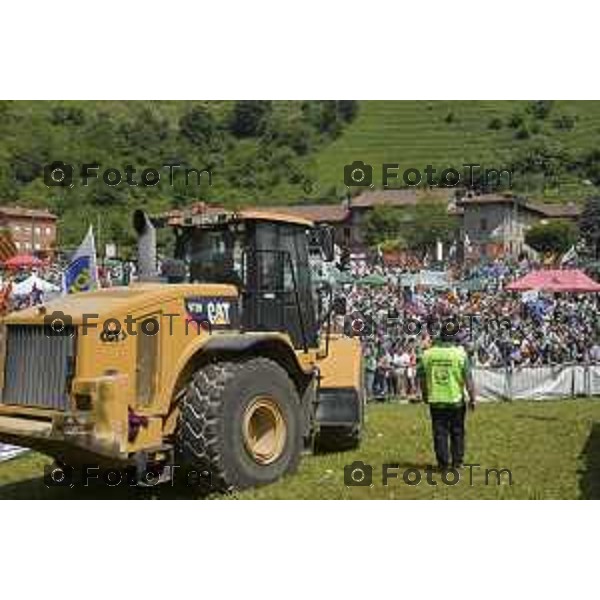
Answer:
[{"left": 133, "top": 209, "right": 157, "bottom": 281}]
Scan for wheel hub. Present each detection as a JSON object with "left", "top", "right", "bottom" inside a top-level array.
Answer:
[{"left": 242, "top": 396, "right": 287, "bottom": 465}]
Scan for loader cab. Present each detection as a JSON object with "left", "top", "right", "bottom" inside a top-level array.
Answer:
[{"left": 174, "top": 212, "right": 320, "bottom": 351}]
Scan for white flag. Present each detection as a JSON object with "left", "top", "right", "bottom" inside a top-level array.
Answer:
[{"left": 63, "top": 226, "right": 98, "bottom": 294}]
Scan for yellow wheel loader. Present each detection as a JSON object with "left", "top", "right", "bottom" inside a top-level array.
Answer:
[{"left": 0, "top": 208, "right": 363, "bottom": 491}]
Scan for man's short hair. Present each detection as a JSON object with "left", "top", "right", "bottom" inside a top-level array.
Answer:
[{"left": 427, "top": 315, "right": 460, "bottom": 343}]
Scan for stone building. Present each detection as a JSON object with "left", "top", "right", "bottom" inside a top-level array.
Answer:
[{"left": 457, "top": 193, "right": 581, "bottom": 258}]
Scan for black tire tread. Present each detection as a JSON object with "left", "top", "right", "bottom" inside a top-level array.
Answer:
[{"left": 177, "top": 358, "right": 300, "bottom": 492}]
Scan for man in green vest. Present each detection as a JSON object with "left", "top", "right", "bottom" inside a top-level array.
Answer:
[{"left": 417, "top": 318, "right": 476, "bottom": 470}]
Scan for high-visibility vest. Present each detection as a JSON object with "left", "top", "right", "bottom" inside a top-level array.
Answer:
[{"left": 421, "top": 345, "right": 467, "bottom": 405}]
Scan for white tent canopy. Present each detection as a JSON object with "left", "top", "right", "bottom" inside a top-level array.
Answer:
[
  {"left": 12, "top": 274, "right": 60, "bottom": 296},
  {"left": 0, "top": 443, "right": 27, "bottom": 463}
]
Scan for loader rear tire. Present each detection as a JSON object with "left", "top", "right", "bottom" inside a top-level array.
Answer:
[{"left": 177, "top": 358, "right": 303, "bottom": 492}]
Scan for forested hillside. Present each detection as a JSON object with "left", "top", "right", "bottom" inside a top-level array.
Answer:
[
  {"left": 1, "top": 100, "right": 599, "bottom": 251},
  {"left": 0, "top": 100, "right": 358, "bottom": 248}
]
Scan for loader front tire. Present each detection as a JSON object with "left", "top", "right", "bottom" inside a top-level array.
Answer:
[{"left": 177, "top": 358, "right": 303, "bottom": 492}]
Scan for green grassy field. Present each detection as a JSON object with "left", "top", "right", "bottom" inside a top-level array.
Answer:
[
  {"left": 312, "top": 100, "right": 600, "bottom": 199},
  {"left": 1, "top": 399, "right": 599, "bottom": 499}
]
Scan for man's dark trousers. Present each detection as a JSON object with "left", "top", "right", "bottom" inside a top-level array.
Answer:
[{"left": 430, "top": 404, "right": 466, "bottom": 468}]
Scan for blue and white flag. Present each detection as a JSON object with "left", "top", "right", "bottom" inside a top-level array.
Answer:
[{"left": 63, "top": 226, "right": 98, "bottom": 294}]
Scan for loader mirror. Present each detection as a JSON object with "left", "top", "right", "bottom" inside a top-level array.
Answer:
[{"left": 332, "top": 296, "right": 346, "bottom": 316}]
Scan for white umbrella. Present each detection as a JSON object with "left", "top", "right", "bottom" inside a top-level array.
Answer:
[{"left": 12, "top": 274, "right": 59, "bottom": 296}]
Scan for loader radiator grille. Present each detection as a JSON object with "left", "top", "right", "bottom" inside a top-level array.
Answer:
[{"left": 2, "top": 325, "right": 76, "bottom": 410}]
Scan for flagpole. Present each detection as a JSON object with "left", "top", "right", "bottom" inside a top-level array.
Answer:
[{"left": 97, "top": 213, "right": 103, "bottom": 268}]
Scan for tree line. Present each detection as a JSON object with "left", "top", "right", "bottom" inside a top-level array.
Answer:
[{"left": 0, "top": 100, "right": 359, "bottom": 251}]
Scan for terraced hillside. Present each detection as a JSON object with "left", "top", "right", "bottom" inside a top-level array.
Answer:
[{"left": 312, "top": 100, "right": 600, "bottom": 199}]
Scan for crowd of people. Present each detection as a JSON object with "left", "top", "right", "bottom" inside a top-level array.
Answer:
[
  {"left": 330, "top": 256, "right": 600, "bottom": 400},
  {"left": 0, "top": 265, "right": 59, "bottom": 312},
  {"left": 0, "top": 260, "right": 135, "bottom": 314},
  {"left": 2, "top": 251, "right": 600, "bottom": 402}
]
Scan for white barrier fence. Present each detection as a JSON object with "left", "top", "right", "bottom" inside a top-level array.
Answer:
[
  {"left": 2, "top": 366, "right": 600, "bottom": 464},
  {"left": 474, "top": 365, "right": 600, "bottom": 401}
]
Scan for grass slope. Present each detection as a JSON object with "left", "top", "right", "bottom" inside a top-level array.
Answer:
[
  {"left": 1, "top": 399, "right": 600, "bottom": 499},
  {"left": 313, "top": 100, "right": 600, "bottom": 199}
]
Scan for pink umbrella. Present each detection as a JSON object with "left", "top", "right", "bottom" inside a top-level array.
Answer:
[
  {"left": 2, "top": 254, "right": 44, "bottom": 269},
  {"left": 506, "top": 269, "right": 600, "bottom": 293}
]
